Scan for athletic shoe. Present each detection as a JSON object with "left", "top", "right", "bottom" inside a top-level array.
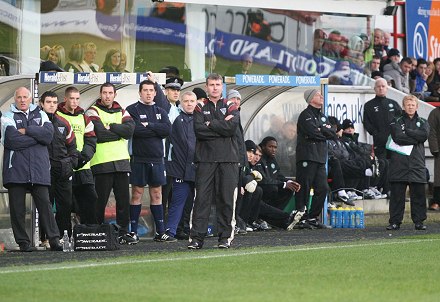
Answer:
[
  {"left": 256, "top": 219, "right": 272, "bottom": 231},
  {"left": 363, "top": 188, "right": 376, "bottom": 199},
  {"left": 415, "top": 223, "right": 427, "bottom": 230},
  {"left": 234, "top": 226, "right": 247, "bottom": 235},
  {"left": 245, "top": 225, "right": 254, "bottom": 232},
  {"left": 218, "top": 239, "right": 231, "bottom": 249},
  {"left": 347, "top": 191, "right": 362, "bottom": 200},
  {"left": 19, "top": 244, "right": 37, "bottom": 252},
  {"left": 188, "top": 240, "right": 203, "bottom": 249},
  {"left": 369, "top": 187, "right": 387, "bottom": 199},
  {"left": 327, "top": 201, "right": 337, "bottom": 209},
  {"left": 296, "top": 220, "right": 315, "bottom": 230},
  {"left": 307, "top": 218, "right": 332, "bottom": 229},
  {"left": 287, "top": 209, "right": 306, "bottom": 230},
  {"left": 118, "top": 232, "right": 139, "bottom": 245},
  {"left": 154, "top": 232, "right": 177, "bottom": 242},
  {"left": 386, "top": 223, "right": 400, "bottom": 230},
  {"left": 39, "top": 240, "right": 50, "bottom": 249}
]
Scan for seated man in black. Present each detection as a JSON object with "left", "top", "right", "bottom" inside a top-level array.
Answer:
[{"left": 256, "top": 136, "right": 300, "bottom": 210}]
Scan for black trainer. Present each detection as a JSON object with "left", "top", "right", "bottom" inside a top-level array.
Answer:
[
  {"left": 118, "top": 232, "right": 139, "bottom": 245},
  {"left": 415, "top": 223, "right": 427, "bottom": 230},
  {"left": 307, "top": 218, "right": 332, "bottom": 229},
  {"left": 154, "top": 232, "right": 177, "bottom": 242},
  {"left": 188, "top": 240, "right": 203, "bottom": 249},
  {"left": 218, "top": 238, "right": 231, "bottom": 249},
  {"left": 297, "top": 220, "right": 315, "bottom": 230},
  {"left": 386, "top": 223, "right": 400, "bottom": 230},
  {"left": 19, "top": 244, "right": 37, "bottom": 252}
]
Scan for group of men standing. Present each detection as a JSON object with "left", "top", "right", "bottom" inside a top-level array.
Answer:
[{"left": 1, "top": 72, "right": 434, "bottom": 252}]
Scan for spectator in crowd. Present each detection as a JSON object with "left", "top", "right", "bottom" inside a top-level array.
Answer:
[
  {"left": 321, "top": 30, "right": 343, "bottom": 59},
  {"left": 373, "top": 28, "right": 386, "bottom": 59},
  {"left": 383, "top": 56, "right": 412, "bottom": 94},
  {"left": 82, "top": 42, "right": 99, "bottom": 72},
  {"left": 192, "top": 87, "right": 207, "bottom": 102},
  {"left": 428, "top": 103, "right": 440, "bottom": 211},
  {"left": 363, "top": 78, "right": 402, "bottom": 159},
  {"left": 383, "top": 31, "right": 391, "bottom": 53},
  {"left": 371, "top": 70, "right": 383, "bottom": 80},
  {"left": 188, "top": 73, "right": 240, "bottom": 249},
  {"left": 225, "top": 54, "right": 253, "bottom": 77},
  {"left": 39, "top": 91, "right": 78, "bottom": 239},
  {"left": 313, "top": 29, "right": 327, "bottom": 57},
  {"left": 380, "top": 47, "right": 400, "bottom": 73},
  {"left": 1, "top": 87, "right": 62, "bottom": 251},
  {"left": 364, "top": 55, "right": 381, "bottom": 77},
  {"left": 119, "top": 53, "right": 130, "bottom": 72},
  {"left": 100, "top": 49, "right": 121, "bottom": 72},
  {"left": 295, "top": 89, "right": 335, "bottom": 229},
  {"left": 411, "top": 58, "right": 428, "bottom": 98},
  {"left": 46, "top": 45, "right": 66, "bottom": 71},
  {"left": 86, "top": 82, "right": 136, "bottom": 244},
  {"left": 57, "top": 87, "right": 98, "bottom": 224},
  {"left": 64, "top": 44, "right": 85, "bottom": 72},
  {"left": 428, "top": 58, "right": 440, "bottom": 94},
  {"left": 387, "top": 95, "right": 429, "bottom": 231},
  {"left": 246, "top": 9, "right": 271, "bottom": 41},
  {"left": 383, "top": 74, "right": 396, "bottom": 88},
  {"left": 126, "top": 80, "right": 173, "bottom": 242},
  {"left": 347, "top": 35, "right": 364, "bottom": 63}
]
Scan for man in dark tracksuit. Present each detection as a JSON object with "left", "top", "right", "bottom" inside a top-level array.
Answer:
[
  {"left": 363, "top": 78, "right": 402, "bottom": 159},
  {"left": 188, "top": 73, "right": 240, "bottom": 249},
  {"left": 1, "top": 87, "right": 62, "bottom": 251},
  {"left": 40, "top": 91, "right": 78, "bottom": 238},
  {"left": 86, "top": 82, "right": 136, "bottom": 244},
  {"left": 165, "top": 91, "right": 197, "bottom": 239},
  {"left": 57, "top": 87, "right": 98, "bottom": 224},
  {"left": 387, "top": 95, "right": 429, "bottom": 231},
  {"left": 295, "top": 89, "right": 335, "bottom": 229}
]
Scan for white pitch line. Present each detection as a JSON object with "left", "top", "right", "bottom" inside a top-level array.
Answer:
[{"left": 1, "top": 238, "right": 439, "bottom": 275}]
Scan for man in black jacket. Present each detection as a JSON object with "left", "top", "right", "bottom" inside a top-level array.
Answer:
[
  {"left": 295, "top": 89, "right": 335, "bottom": 229},
  {"left": 40, "top": 91, "right": 78, "bottom": 238},
  {"left": 386, "top": 95, "right": 429, "bottom": 231},
  {"left": 363, "top": 78, "right": 402, "bottom": 159},
  {"left": 188, "top": 73, "right": 240, "bottom": 249}
]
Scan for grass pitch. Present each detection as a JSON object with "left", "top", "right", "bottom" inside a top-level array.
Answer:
[{"left": 1, "top": 235, "right": 439, "bottom": 302}]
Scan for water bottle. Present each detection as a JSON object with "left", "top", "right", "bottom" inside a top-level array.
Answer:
[
  {"left": 62, "top": 230, "right": 70, "bottom": 252},
  {"left": 335, "top": 208, "right": 343, "bottom": 228},
  {"left": 349, "top": 207, "right": 356, "bottom": 228},
  {"left": 342, "top": 208, "right": 350, "bottom": 228},
  {"left": 329, "top": 208, "right": 336, "bottom": 227},
  {"left": 355, "top": 207, "right": 365, "bottom": 229},
  {"left": 70, "top": 233, "right": 75, "bottom": 252}
]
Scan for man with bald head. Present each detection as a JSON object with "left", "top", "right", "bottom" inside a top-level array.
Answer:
[
  {"left": 363, "top": 78, "right": 402, "bottom": 160},
  {"left": 1, "top": 87, "right": 62, "bottom": 251}
]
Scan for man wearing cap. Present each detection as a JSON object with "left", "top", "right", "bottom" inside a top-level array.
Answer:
[
  {"left": 363, "top": 78, "right": 402, "bottom": 160},
  {"left": 192, "top": 88, "right": 207, "bottom": 102},
  {"left": 383, "top": 56, "right": 412, "bottom": 94},
  {"left": 294, "top": 89, "right": 335, "bottom": 229}
]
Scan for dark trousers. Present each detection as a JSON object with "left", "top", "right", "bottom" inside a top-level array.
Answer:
[
  {"left": 259, "top": 201, "right": 289, "bottom": 229},
  {"left": 177, "top": 191, "right": 194, "bottom": 234},
  {"left": 162, "top": 175, "right": 173, "bottom": 217},
  {"left": 240, "top": 186, "right": 262, "bottom": 224},
  {"left": 94, "top": 172, "right": 130, "bottom": 234},
  {"left": 389, "top": 182, "right": 427, "bottom": 225},
  {"left": 8, "top": 184, "right": 59, "bottom": 247},
  {"left": 295, "top": 161, "right": 328, "bottom": 219},
  {"left": 166, "top": 179, "right": 194, "bottom": 236},
  {"left": 49, "top": 177, "right": 73, "bottom": 237},
  {"left": 190, "top": 162, "right": 239, "bottom": 243},
  {"left": 73, "top": 183, "right": 98, "bottom": 224}
]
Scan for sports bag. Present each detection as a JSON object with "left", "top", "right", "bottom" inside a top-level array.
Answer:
[{"left": 73, "top": 223, "right": 120, "bottom": 251}]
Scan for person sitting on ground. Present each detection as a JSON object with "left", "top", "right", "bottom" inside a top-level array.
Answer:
[{"left": 256, "top": 136, "right": 301, "bottom": 211}]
